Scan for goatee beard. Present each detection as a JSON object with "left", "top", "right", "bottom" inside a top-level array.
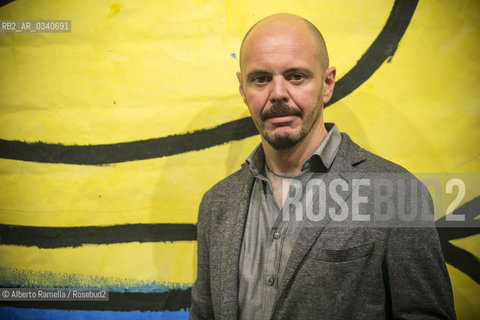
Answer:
[
  {"left": 260, "top": 100, "right": 323, "bottom": 150},
  {"left": 265, "top": 134, "right": 304, "bottom": 150},
  {"left": 261, "top": 102, "right": 305, "bottom": 150}
]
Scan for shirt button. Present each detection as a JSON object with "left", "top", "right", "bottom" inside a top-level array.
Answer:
[
  {"left": 273, "top": 232, "right": 281, "bottom": 239},
  {"left": 267, "top": 277, "right": 275, "bottom": 286}
]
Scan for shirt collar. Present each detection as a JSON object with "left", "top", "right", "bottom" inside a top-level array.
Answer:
[
  {"left": 245, "top": 143, "right": 266, "bottom": 176},
  {"left": 246, "top": 122, "right": 342, "bottom": 177}
]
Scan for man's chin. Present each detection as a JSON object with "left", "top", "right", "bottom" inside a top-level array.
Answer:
[{"left": 264, "top": 133, "right": 303, "bottom": 150}]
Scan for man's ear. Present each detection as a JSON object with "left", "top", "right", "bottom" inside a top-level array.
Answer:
[
  {"left": 322, "top": 66, "right": 336, "bottom": 104},
  {"left": 236, "top": 72, "right": 248, "bottom": 106}
]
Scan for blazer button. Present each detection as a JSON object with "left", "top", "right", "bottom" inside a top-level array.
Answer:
[
  {"left": 267, "top": 277, "right": 275, "bottom": 286},
  {"left": 273, "top": 232, "right": 281, "bottom": 239}
]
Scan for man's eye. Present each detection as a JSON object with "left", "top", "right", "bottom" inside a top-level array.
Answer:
[
  {"left": 291, "top": 74, "right": 305, "bottom": 81},
  {"left": 254, "top": 76, "right": 268, "bottom": 83}
]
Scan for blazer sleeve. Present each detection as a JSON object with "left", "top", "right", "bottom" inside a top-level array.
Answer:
[
  {"left": 190, "top": 195, "right": 215, "bottom": 320},
  {"left": 385, "top": 185, "right": 456, "bottom": 319}
]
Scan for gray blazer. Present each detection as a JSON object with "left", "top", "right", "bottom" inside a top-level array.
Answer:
[{"left": 190, "top": 133, "right": 456, "bottom": 320}]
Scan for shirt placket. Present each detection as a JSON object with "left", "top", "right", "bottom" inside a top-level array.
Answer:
[{"left": 261, "top": 179, "right": 289, "bottom": 319}]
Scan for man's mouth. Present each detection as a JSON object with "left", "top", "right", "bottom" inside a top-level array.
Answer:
[
  {"left": 266, "top": 114, "right": 297, "bottom": 125},
  {"left": 261, "top": 102, "right": 302, "bottom": 122}
]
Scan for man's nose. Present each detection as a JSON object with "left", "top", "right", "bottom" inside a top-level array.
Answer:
[{"left": 270, "top": 77, "right": 289, "bottom": 103}]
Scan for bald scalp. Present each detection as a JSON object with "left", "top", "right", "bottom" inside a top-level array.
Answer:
[{"left": 239, "top": 13, "right": 329, "bottom": 73}]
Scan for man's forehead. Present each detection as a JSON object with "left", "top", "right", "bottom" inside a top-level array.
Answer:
[
  {"left": 242, "top": 18, "right": 313, "bottom": 53},
  {"left": 241, "top": 35, "right": 322, "bottom": 74},
  {"left": 245, "top": 13, "right": 311, "bottom": 39},
  {"left": 239, "top": 15, "right": 328, "bottom": 72}
]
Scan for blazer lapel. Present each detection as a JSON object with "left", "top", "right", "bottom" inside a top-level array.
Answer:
[
  {"left": 219, "top": 166, "right": 254, "bottom": 320},
  {"left": 275, "top": 134, "right": 366, "bottom": 310}
]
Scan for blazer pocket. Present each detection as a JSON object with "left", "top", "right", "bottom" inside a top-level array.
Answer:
[{"left": 314, "top": 242, "right": 375, "bottom": 262}]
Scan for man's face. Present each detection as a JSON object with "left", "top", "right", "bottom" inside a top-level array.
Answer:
[{"left": 237, "top": 25, "right": 334, "bottom": 150}]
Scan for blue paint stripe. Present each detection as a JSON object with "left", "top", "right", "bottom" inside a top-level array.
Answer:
[
  {"left": 0, "top": 267, "right": 191, "bottom": 293},
  {"left": 0, "top": 307, "right": 189, "bottom": 320}
]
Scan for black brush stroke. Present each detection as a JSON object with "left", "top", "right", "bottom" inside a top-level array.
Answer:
[
  {"left": 0, "top": 197, "right": 478, "bottom": 284},
  {"left": 0, "top": 288, "right": 191, "bottom": 312},
  {"left": 435, "top": 196, "right": 480, "bottom": 284},
  {"left": 0, "top": 0, "right": 15, "bottom": 7},
  {"left": 0, "top": 118, "right": 257, "bottom": 165},
  {"left": 0, "top": 0, "right": 419, "bottom": 165},
  {"left": 435, "top": 196, "right": 480, "bottom": 229},
  {"left": 0, "top": 223, "right": 196, "bottom": 248},
  {"left": 438, "top": 241, "right": 480, "bottom": 284},
  {"left": 326, "top": 0, "right": 418, "bottom": 105},
  {"left": 0, "top": 196, "right": 476, "bottom": 250}
]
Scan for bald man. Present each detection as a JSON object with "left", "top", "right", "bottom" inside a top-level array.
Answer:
[{"left": 191, "top": 14, "right": 456, "bottom": 320}]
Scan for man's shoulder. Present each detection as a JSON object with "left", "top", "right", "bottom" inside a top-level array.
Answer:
[
  {"left": 201, "top": 164, "right": 252, "bottom": 203},
  {"left": 339, "top": 132, "right": 411, "bottom": 175}
]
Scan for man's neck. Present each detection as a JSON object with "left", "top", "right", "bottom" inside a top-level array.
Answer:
[{"left": 263, "top": 123, "right": 328, "bottom": 176}]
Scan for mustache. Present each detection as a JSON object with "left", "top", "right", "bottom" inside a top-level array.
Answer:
[{"left": 260, "top": 102, "right": 302, "bottom": 121}]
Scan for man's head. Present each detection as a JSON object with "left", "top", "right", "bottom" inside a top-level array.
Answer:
[{"left": 237, "top": 13, "right": 336, "bottom": 150}]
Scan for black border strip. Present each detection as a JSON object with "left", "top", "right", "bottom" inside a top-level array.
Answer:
[
  {"left": 0, "top": 224, "right": 196, "bottom": 248},
  {"left": 0, "top": 0, "right": 419, "bottom": 165},
  {"left": 0, "top": 288, "right": 191, "bottom": 312}
]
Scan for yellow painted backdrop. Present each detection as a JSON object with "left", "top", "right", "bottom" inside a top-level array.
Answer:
[{"left": 0, "top": 0, "right": 478, "bottom": 319}]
